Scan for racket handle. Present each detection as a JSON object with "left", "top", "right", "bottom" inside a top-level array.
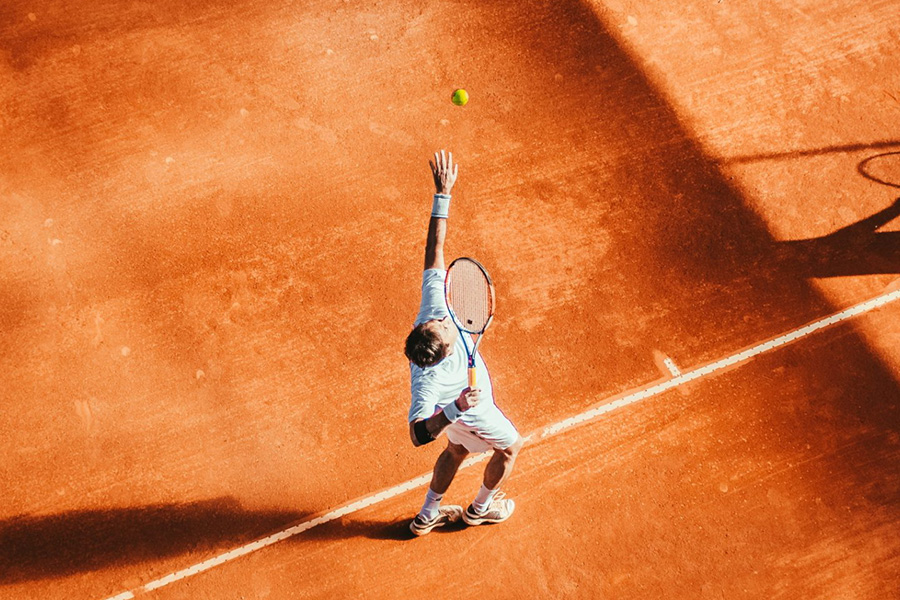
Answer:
[{"left": 468, "top": 367, "right": 477, "bottom": 389}]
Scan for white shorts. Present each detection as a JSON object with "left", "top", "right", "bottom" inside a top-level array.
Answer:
[{"left": 445, "top": 403, "right": 519, "bottom": 453}]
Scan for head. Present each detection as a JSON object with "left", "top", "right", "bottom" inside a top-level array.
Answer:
[{"left": 404, "top": 316, "right": 458, "bottom": 368}]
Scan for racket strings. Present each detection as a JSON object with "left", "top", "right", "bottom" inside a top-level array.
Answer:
[{"left": 447, "top": 260, "right": 493, "bottom": 332}]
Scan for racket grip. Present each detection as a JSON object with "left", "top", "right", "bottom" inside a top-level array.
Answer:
[{"left": 468, "top": 367, "right": 477, "bottom": 389}]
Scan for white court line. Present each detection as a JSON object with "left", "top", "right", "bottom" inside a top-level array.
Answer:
[
  {"left": 102, "top": 288, "right": 900, "bottom": 600},
  {"left": 663, "top": 356, "right": 682, "bottom": 377}
]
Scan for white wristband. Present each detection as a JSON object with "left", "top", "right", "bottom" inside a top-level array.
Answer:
[
  {"left": 432, "top": 193, "right": 451, "bottom": 218},
  {"left": 443, "top": 401, "right": 463, "bottom": 423}
]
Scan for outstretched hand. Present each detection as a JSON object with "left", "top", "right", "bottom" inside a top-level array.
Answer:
[{"left": 430, "top": 150, "right": 458, "bottom": 195}]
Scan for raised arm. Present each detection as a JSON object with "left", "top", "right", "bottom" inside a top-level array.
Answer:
[{"left": 424, "top": 150, "right": 458, "bottom": 271}]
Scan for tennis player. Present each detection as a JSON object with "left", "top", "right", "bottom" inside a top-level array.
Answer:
[{"left": 404, "top": 150, "right": 524, "bottom": 536}]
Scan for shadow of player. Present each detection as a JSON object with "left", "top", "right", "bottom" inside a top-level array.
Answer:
[
  {"left": 298, "top": 515, "right": 468, "bottom": 543},
  {"left": 771, "top": 198, "right": 900, "bottom": 277},
  {"left": 0, "top": 498, "right": 306, "bottom": 584}
]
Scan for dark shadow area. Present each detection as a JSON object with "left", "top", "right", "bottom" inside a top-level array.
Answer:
[
  {"left": 297, "top": 515, "right": 468, "bottom": 544},
  {"left": 360, "top": 517, "right": 463, "bottom": 540},
  {"left": 721, "top": 140, "right": 900, "bottom": 164},
  {"left": 0, "top": 498, "right": 307, "bottom": 584},
  {"left": 772, "top": 198, "right": 900, "bottom": 277},
  {"left": 859, "top": 151, "right": 900, "bottom": 189}
]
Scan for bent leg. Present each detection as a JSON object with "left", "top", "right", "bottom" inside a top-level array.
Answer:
[
  {"left": 412, "top": 441, "right": 470, "bottom": 534},
  {"left": 463, "top": 436, "right": 525, "bottom": 524},
  {"left": 429, "top": 440, "right": 469, "bottom": 494},
  {"left": 483, "top": 435, "right": 524, "bottom": 490}
]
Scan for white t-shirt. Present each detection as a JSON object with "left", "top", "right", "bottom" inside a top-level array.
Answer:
[{"left": 408, "top": 269, "right": 493, "bottom": 423}]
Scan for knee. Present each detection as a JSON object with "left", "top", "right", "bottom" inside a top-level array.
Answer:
[
  {"left": 446, "top": 441, "right": 469, "bottom": 460},
  {"left": 498, "top": 435, "right": 525, "bottom": 459}
]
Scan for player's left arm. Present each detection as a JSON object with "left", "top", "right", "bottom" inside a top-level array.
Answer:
[{"left": 423, "top": 150, "right": 458, "bottom": 271}]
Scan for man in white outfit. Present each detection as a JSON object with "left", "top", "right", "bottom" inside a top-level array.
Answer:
[{"left": 404, "top": 150, "right": 524, "bottom": 536}]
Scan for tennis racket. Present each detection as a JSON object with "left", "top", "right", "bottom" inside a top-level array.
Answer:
[{"left": 444, "top": 257, "right": 495, "bottom": 389}]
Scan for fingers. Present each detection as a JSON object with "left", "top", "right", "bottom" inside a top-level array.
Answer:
[
  {"left": 457, "top": 387, "right": 482, "bottom": 411},
  {"left": 431, "top": 150, "right": 459, "bottom": 194},
  {"left": 431, "top": 150, "right": 457, "bottom": 175}
]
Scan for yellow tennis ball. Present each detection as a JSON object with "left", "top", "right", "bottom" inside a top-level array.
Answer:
[{"left": 451, "top": 89, "right": 469, "bottom": 106}]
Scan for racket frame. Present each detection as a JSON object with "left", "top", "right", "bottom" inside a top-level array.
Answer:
[{"left": 444, "top": 257, "right": 495, "bottom": 388}]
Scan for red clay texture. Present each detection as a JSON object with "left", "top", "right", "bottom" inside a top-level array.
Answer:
[{"left": 1, "top": 1, "right": 899, "bottom": 599}]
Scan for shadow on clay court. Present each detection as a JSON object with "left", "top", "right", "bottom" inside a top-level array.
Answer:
[
  {"left": 721, "top": 139, "right": 900, "bottom": 164},
  {"left": 0, "top": 498, "right": 306, "bottom": 584},
  {"left": 771, "top": 197, "right": 900, "bottom": 277},
  {"left": 304, "top": 518, "right": 449, "bottom": 543},
  {"left": 858, "top": 151, "right": 900, "bottom": 189},
  {"left": 294, "top": 516, "right": 472, "bottom": 544}
]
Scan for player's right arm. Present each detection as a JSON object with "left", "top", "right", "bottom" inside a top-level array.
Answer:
[
  {"left": 409, "top": 387, "right": 481, "bottom": 447},
  {"left": 423, "top": 150, "right": 458, "bottom": 271}
]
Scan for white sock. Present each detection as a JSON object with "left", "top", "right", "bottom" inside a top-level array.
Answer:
[
  {"left": 419, "top": 488, "right": 443, "bottom": 521},
  {"left": 472, "top": 485, "right": 497, "bottom": 514}
]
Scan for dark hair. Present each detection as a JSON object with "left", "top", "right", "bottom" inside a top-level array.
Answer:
[{"left": 405, "top": 323, "right": 449, "bottom": 368}]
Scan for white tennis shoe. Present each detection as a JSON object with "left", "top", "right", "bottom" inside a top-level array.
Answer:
[
  {"left": 409, "top": 505, "right": 463, "bottom": 536},
  {"left": 462, "top": 492, "right": 515, "bottom": 526}
]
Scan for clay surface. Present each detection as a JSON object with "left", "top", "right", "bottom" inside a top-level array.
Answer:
[{"left": 1, "top": 1, "right": 899, "bottom": 598}]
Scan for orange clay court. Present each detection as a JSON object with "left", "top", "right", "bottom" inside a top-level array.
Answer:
[{"left": 2, "top": 1, "right": 900, "bottom": 598}]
